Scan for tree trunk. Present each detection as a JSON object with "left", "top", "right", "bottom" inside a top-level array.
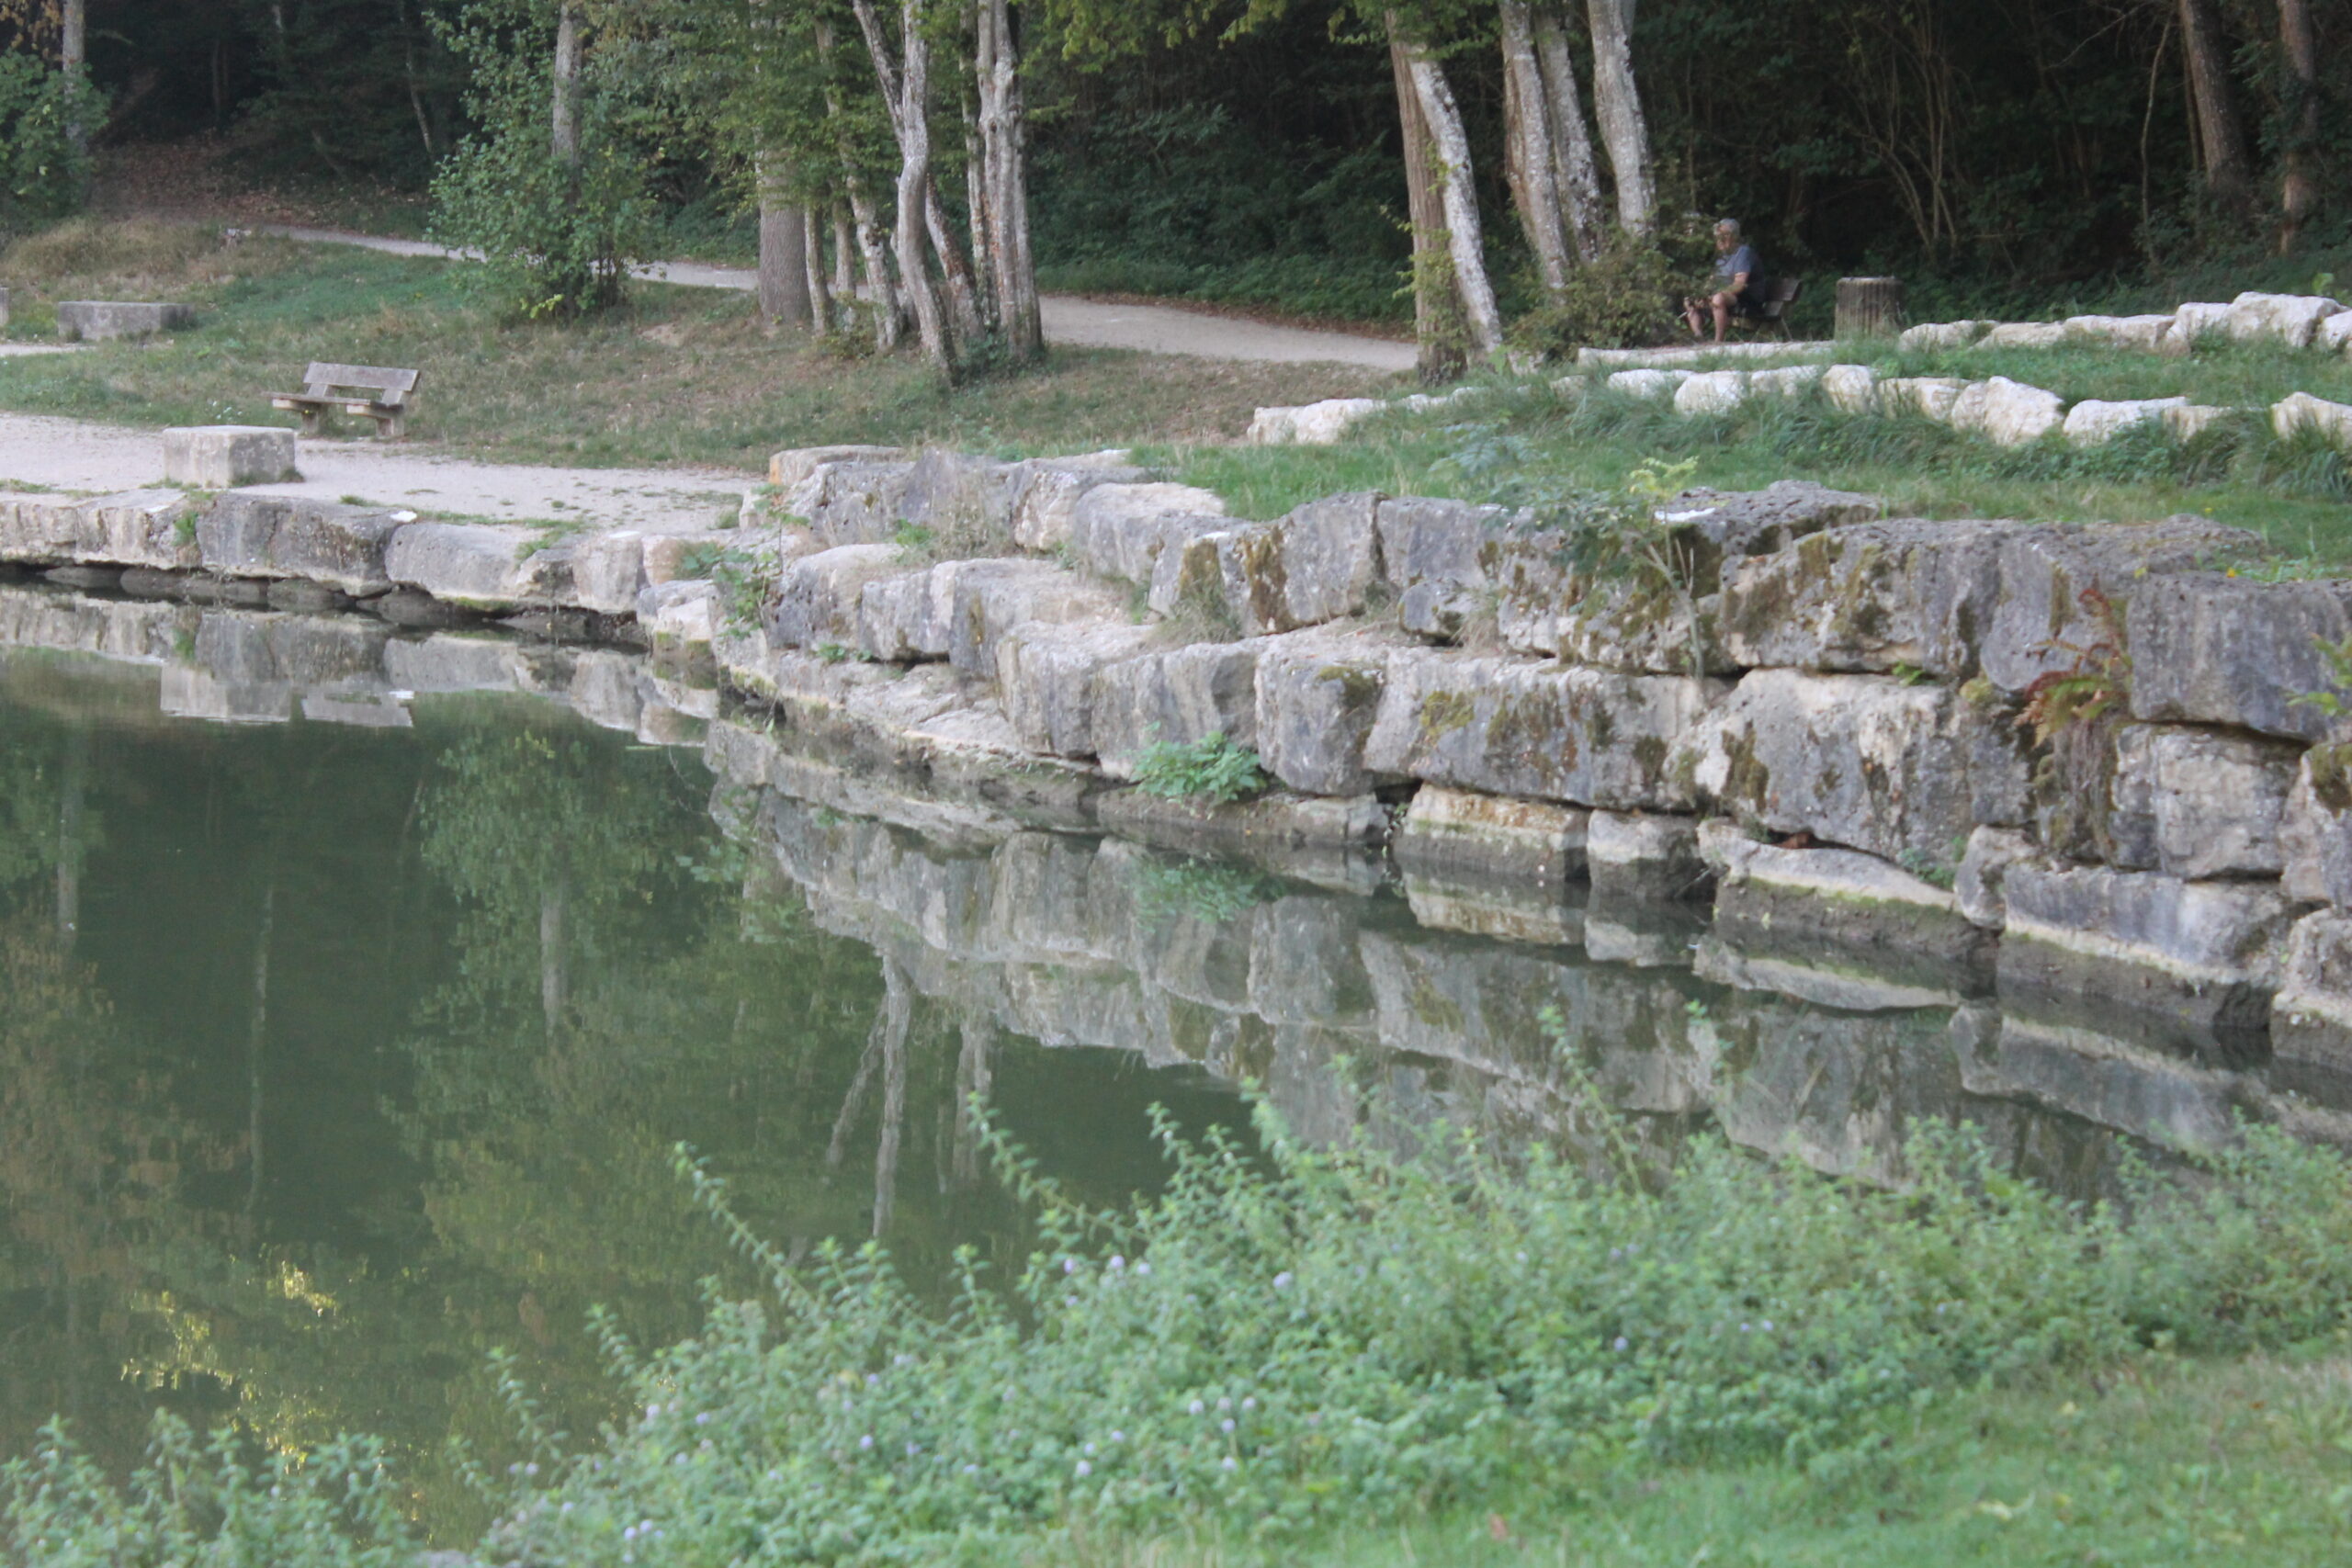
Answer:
[
  {"left": 539, "top": 874, "right": 568, "bottom": 1038},
  {"left": 552, "top": 4, "right": 582, "bottom": 166},
  {"left": 852, "top": 0, "right": 957, "bottom": 370},
  {"left": 1835, "top": 276, "right": 1905, "bottom": 338},
  {"left": 1389, "top": 31, "right": 1463, "bottom": 384},
  {"left": 870, "top": 959, "right": 909, "bottom": 1238},
  {"left": 804, "top": 205, "right": 834, "bottom": 332},
  {"left": 1532, "top": 7, "right": 1606, "bottom": 263},
  {"left": 1401, "top": 37, "right": 1505, "bottom": 358},
  {"left": 2178, "top": 0, "right": 2253, "bottom": 218},
  {"left": 1499, "top": 3, "right": 1573, "bottom": 296},
  {"left": 1586, "top": 0, "right": 1654, "bottom": 234},
  {"left": 2278, "top": 0, "right": 2320, "bottom": 251},
  {"left": 832, "top": 204, "right": 857, "bottom": 303},
  {"left": 758, "top": 164, "right": 815, "bottom": 329},
  {"left": 978, "top": 0, "right": 1042, "bottom": 359},
  {"left": 61, "top": 0, "right": 85, "bottom": 160},
  {"left": 817, "top": 20, "right": 901, "bottom": 350},
  {"left": 55, "top": 724, "right": 85, "bottom": 951}
]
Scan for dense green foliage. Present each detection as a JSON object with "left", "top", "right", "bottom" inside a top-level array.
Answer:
[
  {"left": 1132, "top": 731, "right": 1272, "bottom": 803},
  {"left": 11, "top": 1095, "right": 2352, "bottom": 1562}
]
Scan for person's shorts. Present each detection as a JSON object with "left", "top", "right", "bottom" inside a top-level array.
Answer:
[{"left": 1727, "top": 287, "right": 1769, "bottom": 320}]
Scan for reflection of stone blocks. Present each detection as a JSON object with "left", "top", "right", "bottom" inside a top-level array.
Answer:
[
  {"left": 160, "top": 665, "right": 292, "bottom": 724},
  {"left": 163, "top": 425, "right": 299, "bottom": 488},
  {"left": 57, "top": 300, "right": 196, "bottom": 341}
]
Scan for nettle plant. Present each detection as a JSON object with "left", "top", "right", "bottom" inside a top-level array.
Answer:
[{"left": 1132, "top": 731, "right": 1271, "bottom": 805}]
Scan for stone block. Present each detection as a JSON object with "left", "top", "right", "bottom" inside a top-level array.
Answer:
[
  {"left": 1719, "top": 517, "right": 2025, "bottom": 677},
  {"left": 1548, "top": 581, "right": 1727, "bottom": 676},
  {"left": 767, "top": 542, "right": 906, "bottom": 649},
  {"left": 1152, "top": 492, "right": 1382, "bottom": 637},
  {"left": 2063, "top": 397, "right": 2188, "bottom": 446},
  {"left": 1700, "top": 820, "right": 1990, "bottom": 964},
  {"left": 1879, "top": 376, "right": 1969, "bottom": 421},
  {"left": 2281, "top": 743, "right": 2352, "bottom": 908},
  {"left": 2167, "top": 405, "right": 2236, "bottom": 442},
  {"left": 57, "top": 300, "right": 195, "bottom": 341},
  {"left": 1673, "top": 668, "right": 2030, "bottom": 865},
  {"left": 1979, "top": 518, "right": 2263, "bottom": 698},
  {"left": 1980, "top": 321, "right": 2067, "bottom": 349},
  {"left": 791, "top": 457, "right": 916, "bottom": 547},
  {"left": 1071, "top": 482, "right": 1229, "bottom": 585},
  {"left": 1821, "top": 364, "right": 1878, "bottom": 413},
  {"left": 1606, "top": 368, "right": 1692, "bottom": 398},
  {"left": 1649, "top": 481, "right": 1883, "bottom": 591},
  {"left": 383, "top": 522, "right": 573, "bottom": 610},
  {"left": 1948, "top": 376, "right": 2064, "bottom": 446},
  {"left": 769, "top": 444, "right": 904, "bottom": 489},
  {"left": 1090, "top": 639, "right": 1264, "bottom": 778},
  {"left": 1007, "top": 454, "right": 1146, "bottom": 553},
  {"left": 2064, "top": 314, "right": 2177, "bottom": 351},
  {"left": 639, "top": 579, "right": 718, "bottom": 654},
  {"left": 2170, "top": 301, "right": 2233, "bottom": 348},
  {"left": 1955, "top": 825, "right": 2039, "bottom": 930},
  {"left": 1377, "top": 495, "right": 1511, "bottom": 638},
  {"left": 2128, "top": 572, "right": 2352, "bottom": 742},
  {"left": 0, "top": 490, "right": 196, "bottom": 571},
  {"left": 1363, "top": 649, "right": 1718, "bottom": 810},
  {"left": 161, "top": 425, "right": 298, "bottom": 488},
  {"left": 1673, "top": 370, "right": 1748, "bottom": 415},
  {"left": 2104, "top": 724, "right": 2302, "bottom": 879},
  {"left": 2273, "top": 909, "right": 2352, "bottom": 1073},
  {"left": 1586, "top": 810, "right": 1709, "bottom": 899},
  {"left": 2272, "top": 391, "right": 2352, "bottom": 447},
  {"left": 1396, "top": 786, "right": 1587, "bottom": 888},
  {"left": 1997, "top": 858, "right": 2301, "bottom": 1032},
  {"left": 1748, "top": 364, "right": 1825, "bottom": 400},
  {"left": 2224, "top": 291, "right": 2340, "bottom": 348},
  {"left": 196, "top": 493, "right": 401, "bottom": 596},
  {"left": 568, "top": 529, "right": 649, "bottom": 615},
  {"left": 948, "top": 559, "right": 1123, "bottom": 676},
  {"left": 1248, "top": 398, "right": 1382, "bottom": 446},
  {"left": 1253, "top": 626, "right": 1408, "bottom": 795},
  {"left": 995, "top": 619, "right": 1157, "bottom": 758},
  {"left": 897, "top": 449, "right": 1022, "bottom": 553},
  {"left": 1896, "top": 320, "right": 1993, "bottom": 351},
  {"left": 2319, "top": 311, "right": 2352, "bottom": 354}
]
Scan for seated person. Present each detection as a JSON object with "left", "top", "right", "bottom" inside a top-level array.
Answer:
[{"left": 1683, "top": 220, "right": 1766, "bottom": 343}]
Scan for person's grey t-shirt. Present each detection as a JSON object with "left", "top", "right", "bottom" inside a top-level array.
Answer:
[{"left": 1715, "top": 244, "right": 1762, "bottom": 290}]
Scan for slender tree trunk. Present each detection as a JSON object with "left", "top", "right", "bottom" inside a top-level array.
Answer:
[
  {"left": 818, "top": 20, "right": 901, "bottom": 349},
  {"left": 870, "top": 960, "right": 910, "bottom": 1238},
  {"left": 2278, "top": 0, "right": 2320, "bottom": 251},
  {"left": 539, "top": 874, "right": 568, "bottom": 1039},
  {"left": 1399, "top": 34, "right": 1505, "bottom": 357},
  {"left": 978, "top": 0, "right": 1042, "bottom": 359},
  {"left": 2178, "top": 0, "right": 2253, "bottom": 217},
  {"left": 1532, "top": 6, "right": 1606, "bottom": 262},
  {"left": 552, "top": 4, "right": 582, "bottom": 166},
  {"left": 833, "top": 204, "right": 857, "bottom": 303},
  {"left": 1499, "top": 3, "right": 1573, "bottom": 295},
  {"left": 61, "top": 0, "right": 86, "bottom": 161},
  {"left": 55, "top": 725, "right": 86, "bottom": 951},
  {"left": 758, "top": 161, "right": 814, "bottom": 328},
  {"left": 852, "top": 0, "right": 955, "bottom": 370},
  {"left": 245, "top": 883, "right": 273, "bottom": 1216},
  {"left": 1586, "top": 0, "right": 1654, "bottom": 234},
  {"left": 804, "top": 205, "right": 834, "bottom": 331},
  {"left": 964, "top": 78, "right": 997, "bottom": 329},
  {"left": 951, "top": 1014, "right": 995, "bottom": 1187},
  {"left": 1389, "top": 31, "right": 1463, "bottom": 383}
]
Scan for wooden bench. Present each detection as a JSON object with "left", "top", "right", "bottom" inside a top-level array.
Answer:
[
  {"left": 1734, "top": 277, "right": 1803, "bottom": 342},
  {"left": 271, "top": 363, "right": 421, "bottom": 439}
]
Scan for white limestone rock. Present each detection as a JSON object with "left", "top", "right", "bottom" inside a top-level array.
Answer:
[
  {"left": 2223, "top": 291, "right": 2341, "bottom": 348},
  {"left": 1249, "top": 398, "right": 1382, "bottom": 446},
  {"left": 1607, "top": 368, "right": 1693, "bottom": 399},
  {"left": 2064, "top": 314, "right": 2177, "bottom": 352},
  {"left": 1947, "top": 376, "right": 2064, "bottom": 446},
  {"left": 1821, "top": 363, "right": 1878, "bottom": 414},
  {"left": 1896, "top": 320, "right": 1994, "bottom": 352},
  {"left": 1748, "top": 364, "right": 1826, "bottom": 400},
  {"left": 1980, "top": 321, "right": 2067, "bottom": 349},
  {"left": 2063, "top": 397, "right": 2188, "bottom": 446},
  {"left": 1673, "top": 369, "right": 1748, "bottom": 415},
  {"left": 162, "top": 425, "right": 299, "bottom": 488},
  {"left": 2273, "top": 390, "right": 2352, "bottom": 447},
  {"left": 1878, "top": 376, "right": 1969, "bottom": 421}
]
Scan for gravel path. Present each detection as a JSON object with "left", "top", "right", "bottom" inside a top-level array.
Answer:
[
  {"left": 265, "top": 226, "right": 1420, "bottom": 373},
  {"left": 0, "top": 410, "right": 744, "bottom": 530}
]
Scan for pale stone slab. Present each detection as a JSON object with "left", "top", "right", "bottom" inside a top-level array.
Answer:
[
  {"left": 57, "top": 300, "right": 195, "bottom": 341},
  {"left": 1396, "top": 786, "right": 1588, "bottom": 887},
  {"left": 162, "top": 425, "right": 298, "bottom": 488}
]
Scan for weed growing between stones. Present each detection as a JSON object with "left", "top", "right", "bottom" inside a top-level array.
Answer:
[
  {"left": 19, "top": 1092, "right": 2352, "bottom": 1565},
  {"left": 1132, "top": 731, "right": 1270, "bottom": 804}
]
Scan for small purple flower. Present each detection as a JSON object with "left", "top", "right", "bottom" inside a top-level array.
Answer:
[
  {"left": 1221, "top": 1456, "right": 1238, "bottom": 1471},
  {"left": 1613, "top": 1337, "right": 1630, "bottom": 1351},
  {"left": 1761, "top": 1319, "right": 1774, "bottom": 1332},
  {"left": 1739, "top": 1322, "right": 1751, "bottom": 1333},
  {"left": 1109, "top": 1256, "right": 1125, "bottom": 1271},
  {"left": 1221, "top": 1418, "right": 1236, "bottom": 1434},
  {"left": 1189, "top": 1399, "right": 1205, "bottom": 1416},
  {"left": 859, "top": 1435, "right": 875, "bottom": 1451},
  {"left": 1241, "top": 1397, "right": 1256, "bottom": 1412},
  {"left": 1273, "top": 1271, "right": 1293, "bottom": 1290},
  {"left": 1217, "top": 1396, "right": 1231, "bottom": 1412},
  {"left": 1075, "top": 1460, "right": 1093, "bottom": 1478},
  {"left": 1136, "top": 1261, "right": 1152, "bottom": 1277},
  {"left": 695, "top": 1413, "right": 710, "bottom": 1426},
  {"left": 1111, "top": 1430, "right": 1125, "bottom": 1443},
  {"left": 1063, "top": 1258, "right": 1078, "bottom": 1275}
]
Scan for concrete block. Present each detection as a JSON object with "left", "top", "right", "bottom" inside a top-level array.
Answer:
[
  {"left": 57, "top": 300, "right": 196, "bottom": 341},
  {"left": 162, "top": 425, "right": 298, "bottom": 488}
]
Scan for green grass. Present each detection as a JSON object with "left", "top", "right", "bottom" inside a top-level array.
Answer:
[{"left": 0, "top": 220, "right": 1399, "bottom": 472}]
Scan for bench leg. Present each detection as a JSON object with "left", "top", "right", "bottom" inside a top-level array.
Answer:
[
  {"left": 299, "top": 409, "right": 324, "bottom": 438},
  {"left": 376, "top": 412, "right": 405, "bottom": 440}
]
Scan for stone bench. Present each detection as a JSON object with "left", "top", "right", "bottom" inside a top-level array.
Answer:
[
  {"left": 57, "top": 300, "right": 196, "bottom": 342},
  {"left": 163, "top": 425, "right": 299, "bottom": 488}
]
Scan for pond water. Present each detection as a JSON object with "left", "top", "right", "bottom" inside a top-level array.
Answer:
[{"left": 2, "top": 582, "right": 2346, "bottom": 1530}]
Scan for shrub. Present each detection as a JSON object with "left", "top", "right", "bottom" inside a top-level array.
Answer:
[
  {"left": 1132, "top": 731, "right": 1271, "bottom": 804},
  {"left": 1510, "top": 225, "right": 1716, "bottom": 357},
  {"left": 0, "top": 55, "right": 98, "bottom": 230}
]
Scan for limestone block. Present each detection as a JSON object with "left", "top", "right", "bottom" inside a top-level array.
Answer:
[
  {"left": 2169, "top": 301, "right": 2233, "bottom": 348},
  {"left": 196, "top": 494, "right": 401, "bottom": 596},
  {"left": 1008, "top": 455, "right": 1147, "bottom": 553},
  {"left": 1404, "top": 873, "right": 1586, "bottom": 948},
  {"left": 1969, "top": 1009, "right": 2257, "bottom": 1151},
  {"left": 1719, "top": 517, "right": 2026, "bottom": 677},
  {"left": 0, "top": 585, "right": 195, "bottom": 662},
  {"left": 2063, "top": 397, "right": 2188, "bottom": 446},
  {"left": 383, "top": 633, "right": 530, "bottom": 694},
  {"left": 0, "top": 490, "right": 196, "bottom": 571},
  {"left": 570, "top": 529, "right": 648, "bottom": 615},
  {"left": 1272, "top": 492, "right": 1383, "bottom": 628},
  {"left": 1998, "top": 858, "right": 2301, "bottom": 1032},
  {"left": 853, "top": 568, "right": 943, "bottom": 662},
  {"left": 1377, "top": 496, "right": 1511, "bottom": 638},
  {"left": 2272, "top": 391, "right": 2352, "bottom": 447},
  {"left": 792, "top": 458, "right": 916, "bottom": 547},
  {"left": 949, "top": 559, "right": 1123, "bottom": 676},
  {"left": 1948, "top": 376, "right": 2064, "bottom": 446},
  {"left": 1606, "top": 368, "right": 1692, "bottom": 399},
  {"left": 2166, "top": 405, "right": 2236, "bottom": 442},
  {"left": 1956, "top": 825, "right": 2039, "bottom": 930},
  {"left": 161, "top": 664, "right": 292, "bottom": 723},
  {"left": 2224, "top": 291, "right": 2340, "bottom": 348},
  {"left": 1673, "top": 370, "right": 1747, "bottom": 416},
  {"left": 1978, "top": 518, "right": 2262, "bottom": 698},
  {"left": 2064, "top": 314, "right": 2177, "bottom": 352},
  {"left": 1090, "top": 640, "right": 1264, "bottom": 778},
  {"left": 2273, "top": 909, "right": 2352, "bottom": 1072},
  {"left": 1070, "top": 482, "right": 1229, "bottom": 584},
  {"left": 769, "top": 444, "right": 903, "bottom": 490},
  {"left": 2128, "top": 573, "right": 2352, "bottom": 742},
  {"left": 1363, "top": 649, "right": 1718, "bottom": 810},
  {"left": 1550, "top": 581, "right": 1728, "bottom": 676},
  {"left": 1648, "top": 480, "right": 1883, "bottom": 591},
  {"left": 1248, "top": 398, "right": 1381, "bottom": 446},
  {"left": 643, "top": 527, "right": 775, "bottom": 587},
  {"left": 1396, "top": 786, "right": 1588, "bottom": 888},
  {"left": 767, "top": 542, "right": 906, "bottom": 649},
  {"left": 1152, "top": 493, "right": 1382, "bottom": 637},
  {"left": 2103, "top": 724, "right": 2302, "bottom": 879},
  {"left": 1700, "top": 820, "right": 1988, "bottom": 963},
  {"left": 1980, "top": 321, "right": 2067, "bottom": 349},
  {"left": 382, "top": 521, "right": 573, "bottom": 610},
  {"left": 567, "top": 649, "right": 646, "bottom": 734},
  {"left": 1896, "top": 320, "right": 1993, "bottom": 351},
  {"left": 1253, "top": 626, "right": 1408, "bottom": 795},
  {"left": 2317, "top": 311, "right": 2352, "bottom": 354},
  {"left": 56, "top": 300, "right": 195, "bottom": 341},
  {"left": 1586, "top": 810, "right": 1709, "bottom": 899},
  {"left": 2282, "top": 745, "right": 2352, "bottom": 905},
  {"left": 161, "top": 425, "right": 298, "bottom": 488},
  {"left": 1748, "top": 364, "right": 1825, "bottom": 400},
  {"left": 1878, "top": 376, "right": 1969, "bottom": 421},
  {"left": 1821, "top": 364, "right": 1878, "bottom": 413},
  {"left": 638, "top": 579, "right": 718, "bottom": 653},
  {"left": 995, "top": 619, "right": 1156, "bottom": 758},
  {"left": 897, "top": 449, "right": 1022, "bottom": 552},
  {"left": 1673, "top": 668, "right": 2030, "bottom": 865}
]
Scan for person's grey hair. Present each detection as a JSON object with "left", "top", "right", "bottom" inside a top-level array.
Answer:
[{"left": 1715, "top": 218, "right": 1741, "bottom": 238}]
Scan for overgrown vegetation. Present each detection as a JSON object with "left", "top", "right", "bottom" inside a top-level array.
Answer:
[
  {"left": 1131, "top": 731, "right": 1272, "bottom": 805},
  {"left": 16, "top": 1092, "right": 2352, "bottom": 1564}
]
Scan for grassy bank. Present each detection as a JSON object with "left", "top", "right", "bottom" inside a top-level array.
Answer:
[
  {"left": 0, "top": 221, "right": 1397, "bottom": 472},
  {"left": 14, "top": 1093, "right": 2352, "bottom": 1565}
]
